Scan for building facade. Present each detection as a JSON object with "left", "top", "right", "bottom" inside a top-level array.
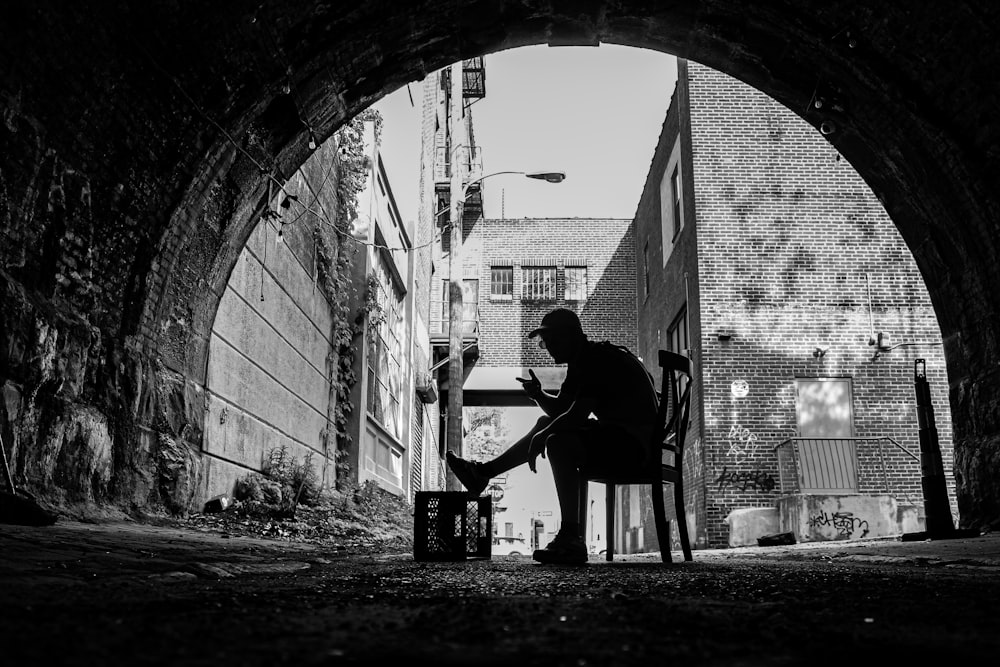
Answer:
[
  {"left": 455, "top": 216, "right": 639, "bottom": 403},
  {"left": 202, "top": 117, "right": 425, "bottom": 504},
  {"left": 344, "top": 122, "right": 419, "bottom": 498},
  {"left": 627, "top": 60, "right": 954, "bottom": 550}
]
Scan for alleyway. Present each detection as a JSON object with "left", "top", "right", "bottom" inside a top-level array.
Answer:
[{"left": 2, "top": 521, "right": 999, "bottom": 666}]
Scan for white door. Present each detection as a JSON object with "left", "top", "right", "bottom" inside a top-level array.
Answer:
[{"left": 794, "top": 378, "right": 857, "bottom": 492}]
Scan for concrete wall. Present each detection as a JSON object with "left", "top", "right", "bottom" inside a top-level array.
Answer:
[{"left": 202, "top": 152, "right": 339, "bottom": 503}]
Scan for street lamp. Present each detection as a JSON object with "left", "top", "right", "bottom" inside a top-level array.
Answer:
[
  {"left": 462, "top": 169, "right": 565, "bottom": 201},
  {"left": 444, "top": 168, "right": 565, "bottom": 492},
  {"left": 436, "top": 171, "right": 567, "bottom": 218}
]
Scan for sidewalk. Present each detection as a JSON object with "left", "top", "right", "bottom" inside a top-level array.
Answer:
[{"left": 2, "top": 518, "right": 998, "bottom": 581}]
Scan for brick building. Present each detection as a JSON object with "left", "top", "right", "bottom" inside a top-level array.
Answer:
[
  {"left": 446, "top": 216, "right": 638, "bottom": 404},
  {"left": 626, "top": 60, "right": 954, "bottom": 550}
]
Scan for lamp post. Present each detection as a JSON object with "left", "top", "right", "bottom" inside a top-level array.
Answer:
[{"left": 443, "top": 162, "right": 565, "bottom": 492}]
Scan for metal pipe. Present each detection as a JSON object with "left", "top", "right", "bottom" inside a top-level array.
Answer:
[{"left": 866, "top": 273, "right": 875, "bottom": 344}]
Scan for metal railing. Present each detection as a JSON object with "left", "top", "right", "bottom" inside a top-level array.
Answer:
[{"left": 774, "top": 436, "right": 919, "bottom": 495}]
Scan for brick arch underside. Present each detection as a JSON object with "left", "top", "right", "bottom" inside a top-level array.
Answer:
[{"left": 0, "top": 1, "right": 997, "bottom": 526}]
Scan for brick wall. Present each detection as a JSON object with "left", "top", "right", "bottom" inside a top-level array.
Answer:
[
  {"left": 632, "top": 60, "right": 954, "bottom": 549},
  {"left": 453, "top": 217, "right": 638, "bottom": 369}
]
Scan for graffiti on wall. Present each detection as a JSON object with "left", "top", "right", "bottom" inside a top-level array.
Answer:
[
  {"left": 715, "top": 466, "right": 776, "bottom": 493},
  {"left": 686, "top": 436, "right": 703, "bottom": 482},
  {"left": 725, "top": 423, "right": 761, "bottom": 463},
  {"left": 807, "top": 511, "right": 870, "bottom": 538}
]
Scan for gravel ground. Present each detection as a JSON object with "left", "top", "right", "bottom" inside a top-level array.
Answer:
[{"left": 2, "top": 520, "right": 999, "bottom": 667}]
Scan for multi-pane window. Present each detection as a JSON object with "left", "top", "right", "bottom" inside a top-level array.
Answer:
[
  {"left": 437, "top": 278, "right": 479, "bottom": 335},
  {"left": 366, "top": 259, "right": 405, "bottom": 439},
  {"left": 522, "top": 266, "right": 556, "bottom": 301},
  {"left": 564, "top": 266, "right": 587, "bottom": 301},
  {"left": 491, "top": 266, "right": 513, "bottom": 300}
]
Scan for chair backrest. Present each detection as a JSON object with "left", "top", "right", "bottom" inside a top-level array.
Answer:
[{"left": 655, "top": 350, "right": 693, "bottom": 471}]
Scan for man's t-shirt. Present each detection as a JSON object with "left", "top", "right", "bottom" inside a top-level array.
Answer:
[{"left": 557, "top": 340, "right": 660, "bottom": 449}]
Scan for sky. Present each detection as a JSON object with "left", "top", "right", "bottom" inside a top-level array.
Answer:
[{"left": 372, "top": 43, "right": 678, "bottom": 226}]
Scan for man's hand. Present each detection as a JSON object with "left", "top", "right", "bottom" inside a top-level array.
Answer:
[
  {"left": 527, "top": 431, "right": 547, "bottom": 473},
  {"left": 516, "top": 368, "right": 543, "bottom": 402}
]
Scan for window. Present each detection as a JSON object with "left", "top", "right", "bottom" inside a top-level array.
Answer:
[
  {"left": 364, "top": 426, "right": 404, "bottom": 490},
  {"left": 490, "top": 266, "right": 513, "bottom": 300},
  {"left": 366, "top": 259, "right": 405, "bottom": 439},
  {"left": 436, "top": 278, "right": 479, "bottom": 335},
  {"left": 564, "top": 266, "right": 587, "bottom": 301},
  {"left": 643, "top": 242, "right": 650, "bottom": 300},
  {"left": 659, "top": 136, "right": 684, "bottom": 265},
  {"left": 522, "top": 266, "right": 556, "bottom": 301},
  {"left": 670, "top": 166, "right": 682, "bottom": 241},
  {"left": 668, "top": 306, "right": 688, "bottom": 357},
  {"left": 668, "top": 306, "right": 690, "bottom": 393}
]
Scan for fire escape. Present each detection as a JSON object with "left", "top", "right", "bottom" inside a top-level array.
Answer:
[{"left": 429, "top": 57, "right": 487, "bottom": 405}]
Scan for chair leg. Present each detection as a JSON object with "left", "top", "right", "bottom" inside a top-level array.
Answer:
[
  {"left": 651, "top": 480, "right": 672, "bottom": 563},
  {"left": 605, "top": 484, "right": 614, "bottom": 561},
  {"left": 673, "top": 478, "right": 692, "bottom": 562}
]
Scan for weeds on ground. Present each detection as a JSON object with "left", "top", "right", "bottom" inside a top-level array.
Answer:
[{"left": 180, "top": 447, "right": 414, "bottom": 553}]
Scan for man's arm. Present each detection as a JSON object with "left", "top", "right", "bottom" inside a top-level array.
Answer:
[{"left": 517, "top": 369, "right": 571, "bottom": 417}]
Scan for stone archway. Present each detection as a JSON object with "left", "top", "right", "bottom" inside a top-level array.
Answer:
[{"left": 0, "top": 2, "right": 997, "bottom": 527}]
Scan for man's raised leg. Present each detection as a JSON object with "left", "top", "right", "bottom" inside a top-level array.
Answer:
[{"left": 447, "top": 416, "right": 552, "bottom": 494}]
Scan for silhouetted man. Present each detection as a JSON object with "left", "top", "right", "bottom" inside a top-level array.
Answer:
[{"left": 447, "top": 308, "right": 659, "bottom": 564}]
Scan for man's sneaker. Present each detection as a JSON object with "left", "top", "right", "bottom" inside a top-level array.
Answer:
[
  {"left": 533, "top": 528, "right": 588, "bottom": 565},
  {"left": 446, "top": 452, "right": 490, "bottom": 496}
]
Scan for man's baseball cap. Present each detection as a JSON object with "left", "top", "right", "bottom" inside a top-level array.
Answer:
[{"left": 528, "top": 308, "right": 584, "bottom": 338}]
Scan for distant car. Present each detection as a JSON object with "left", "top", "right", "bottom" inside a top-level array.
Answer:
[{"left": 492, "top": 536, "right": 528, "bottom": 557}]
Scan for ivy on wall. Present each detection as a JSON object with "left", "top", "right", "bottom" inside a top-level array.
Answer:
[{"left": 312, "top": 108, "right": 385, "bottom": 489}]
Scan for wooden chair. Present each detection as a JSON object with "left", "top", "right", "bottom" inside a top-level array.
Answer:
[{"left": 579, "top": 349, "right": 693, "bottom": 563}]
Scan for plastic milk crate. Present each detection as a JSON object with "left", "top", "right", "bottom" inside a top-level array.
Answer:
[{"left": 413, "top": 492, "right": 492, "bottom": 561}]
